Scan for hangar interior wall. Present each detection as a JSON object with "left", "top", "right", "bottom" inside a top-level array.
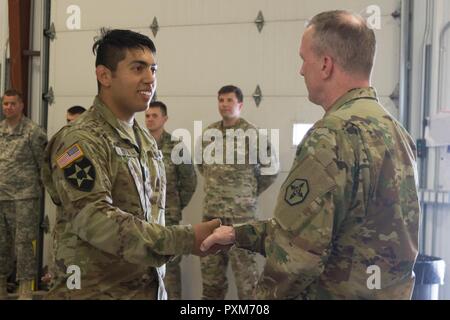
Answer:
[
  {"left": 9, "top": 0, "right": 444, "bottom": 299},
  {"left": 42, "top": 0, "right": 402, "bottom": 299}
]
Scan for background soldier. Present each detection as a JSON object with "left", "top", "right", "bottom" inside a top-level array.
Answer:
[
  {"left": 198, "top": 85, "right": 279, "bottom": 300},
  {"left": 66, "top": 105, "right": 86, "bottom": 123},
  {"left": 40, "top": 104, "right": 88, "bottom": 288},
  {"left": 145, "top": 101, "right": 197, "bottom": 299},
  {"left": 201, "top": 11, "right": 420, "bottom": 300},
  {"left": 41, "top": 29, "right": 220, "bottom": 300},
  {"left": 0, "top": 89, "right": 47, "bottom": 299}
]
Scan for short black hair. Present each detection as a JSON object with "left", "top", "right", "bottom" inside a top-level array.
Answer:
[
  {"left": 218, "top": 85, "right": 243, "bottom": 103},
  {"left": 92, "top": 28, "right": 157, "bottom": 91},
  {"left": 149, "top": 101, "right": 167, "bottom": 116},
  {"left": 2, "top": 88, "right": 23, "bottom": 102},
  {"left": 67, "top": 105, "right": 86, "bottom": 115}
]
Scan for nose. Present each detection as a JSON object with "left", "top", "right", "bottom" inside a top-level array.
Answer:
[
  {"left": 143, "top": 67, "right": 156, "bottom": 85},
  {"left": 300, "top": 64, "right": 304, "bottom": 77}
]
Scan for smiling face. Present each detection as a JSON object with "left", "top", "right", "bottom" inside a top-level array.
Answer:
[{"left": 97, "top": 47, "right": 157, "bottom": 119}]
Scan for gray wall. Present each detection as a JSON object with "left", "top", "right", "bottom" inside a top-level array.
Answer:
[{"left": 409, "top": 0, "right": 450, "bottom": 300}]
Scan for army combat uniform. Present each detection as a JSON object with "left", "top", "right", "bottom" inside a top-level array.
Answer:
[
  {"left": 157, "top": 130, "right": 197, "bottom": 299},
  {"left": 198, "top": 118, "right": 279, "bottom": 299},
  {"left": 41, "top": 97, "right": 195, "bottom": 300},
  {"left": 0, "top": 116, "right": 47, "bottom": 283},
  {"left": 233, "top": 88, "right": 420, "bottom": 299}
]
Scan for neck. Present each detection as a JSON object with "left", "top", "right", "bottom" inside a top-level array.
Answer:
[
  {"left": 150, "top": 128, "right": 164, "bottom": 142},
  {"left": 322, "top": 78, "right": 370, "bottom": 111},
  {"left": 99, "top": 92, "right": 135, "bottom": 123},
  {"left": 222, "top": 117, "right": 239, "bottom": 128},
  {"left": 6, "top": 114, "right": 22, "bottom": 128}
]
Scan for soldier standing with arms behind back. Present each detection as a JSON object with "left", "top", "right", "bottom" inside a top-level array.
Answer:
[
  {"left": 145, "top": 101, "right": 197, "bottom": 299},
  {"left": 198, "top": 85, "right": 279, "bottom": 300},
  {"left": 201, "top": 11, "right": 420, "bottom": 300},
  {"left": 0, "top": 89, "right": 47, "bottom": 300}
]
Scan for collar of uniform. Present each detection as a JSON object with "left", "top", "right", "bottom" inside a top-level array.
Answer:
[
  {"left": 0, "top": 120, "right": 7, "bottom": 135},
  {"left": 158, "top": 130, "right": 171, "bottom": 148},
  {"left": 326, "top": 87, "right": 378, "bottom": 116},
  {"left": 0, "top": 116, "right": 27, "bottom": 135},
  {"left": 219, "top": 117, "right": 246, "bottom": 132},
  {"left": 92, "top": 96, "right": 141, "bottom": 149}
]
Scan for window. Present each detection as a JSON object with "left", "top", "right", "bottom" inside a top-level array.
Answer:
[{"left": 292, "top": 123, "right": 313, "bottom": 146}]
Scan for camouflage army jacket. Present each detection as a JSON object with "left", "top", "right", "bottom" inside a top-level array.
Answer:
[
  {"left": 0, "top": 116, "right": 47, "bottom": 200},
  {"left": 158, "top": 131, "right": 197, "bottom": 224},
  {"left": 234, "top": 88, "right": 420, "bottom": 300},
  {"left": 41, "top": 97, "right": 195, "bottom": 299},
  {"left": 198, "top": 118, "right": 279, "bottom": 220}
]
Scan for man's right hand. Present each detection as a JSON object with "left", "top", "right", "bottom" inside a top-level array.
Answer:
[
  {"left": 200, "top": 225, "right": 236, "bottom": 252},
  {"left": 192, "top": 219, "right": 222, "bottom": 256}
]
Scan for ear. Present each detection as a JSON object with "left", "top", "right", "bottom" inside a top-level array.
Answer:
[
  {"left": 163, "top": 115, "right": 168, "bottom": 124},
  {"left": 238, "top": 102, "right": 243, "bottom": 111},
  {"left": 96, "top": 65, "right": 112, "bottom": 88},
  {"left": 321, "top": 55, "right": 334, "bottom": 79},
  {"left": 18, "top": 100, "right": 25, "bottom": 112}
]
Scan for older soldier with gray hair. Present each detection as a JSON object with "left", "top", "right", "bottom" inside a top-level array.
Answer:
[
  {"left": 201, "top": 10, "right": 420, "bottom": 300},
  {"left": 0, "top": 89, "right": 47, "bottom": 300}
]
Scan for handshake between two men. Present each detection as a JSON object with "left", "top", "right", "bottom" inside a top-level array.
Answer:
[{"left": 192, "top": 219, "right": 236, "bottom": 256}]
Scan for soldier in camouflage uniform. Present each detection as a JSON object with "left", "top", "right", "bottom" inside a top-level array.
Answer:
[
  {"left": 198, "top": 85, "right": 279, "bottom": 300},
  {"left": 201, "top": 11, "right": 420, "bottom": 300},
  {"left": 0, "top": 89, "right": 47, "bottom": 300},
  {"left": 41, "top": 29, "right": 220, "bottom": 300},
  {"left": 66, "top": 105, "right": 86, "bottom": 123},
  {"left": 145, "top": 101, "right": 197, "bottom": 299}
]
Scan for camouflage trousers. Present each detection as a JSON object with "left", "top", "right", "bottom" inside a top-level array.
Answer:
[
  {"left": 0, "top": 199, "right": 39, "bottom": 281},
  {"left": 164, "top": 216, "right": 182, "bottom": 300},
  {"left": 201, "top": 216, "right": 259, "bottom": 300}
]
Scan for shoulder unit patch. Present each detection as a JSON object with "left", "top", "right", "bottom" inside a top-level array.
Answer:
[
  {"left": 63, "top": 157, "right": 96, "bottom": 192},
  {"left": 285, "top": 179, "right": 309, "bottom": 206}
]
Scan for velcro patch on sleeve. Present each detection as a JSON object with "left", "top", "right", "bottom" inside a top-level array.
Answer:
[
  {"left": 56, "top": 144, "right": 84, "bottom": 169},
  {"left": 274, "top": 156, "right": 336, "bottom": 232},
  {"left": 63, "top": 157, "right": 96, "bottom": 192}
]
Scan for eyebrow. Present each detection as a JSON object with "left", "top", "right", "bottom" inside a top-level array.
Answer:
[{"left": 129, "top": 60, "right": 156, "bottom": 67}]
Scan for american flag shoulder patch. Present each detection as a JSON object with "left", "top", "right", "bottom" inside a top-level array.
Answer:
[{"left": 56, "top": 144, "right": 84, "bottom": 169}]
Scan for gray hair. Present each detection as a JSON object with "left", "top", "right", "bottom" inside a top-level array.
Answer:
[{"left": 307, "top": 10, "right": 376, "bottom": 77}]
